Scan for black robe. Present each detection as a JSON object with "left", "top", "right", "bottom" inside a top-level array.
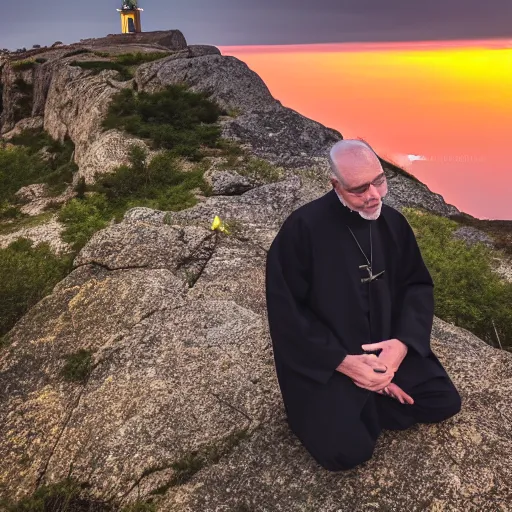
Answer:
[{"left": 265, "top": 189, "right": 450, "bottom": 464}]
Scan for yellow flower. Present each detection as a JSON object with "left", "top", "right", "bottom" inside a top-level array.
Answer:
[{"left": 211, "top": 215, "right": 230, "bottom": 234}]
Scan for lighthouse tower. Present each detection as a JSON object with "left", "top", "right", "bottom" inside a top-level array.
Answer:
[{"left": 117, "top": 0, "right": 143, "bottom": 34}]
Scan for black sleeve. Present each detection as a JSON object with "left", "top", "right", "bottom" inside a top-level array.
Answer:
[
  {"left": 391, "top": 215, "right": 434, "bottom": 358},
  {"left": 265, "top": 213, "right": 348, "bottom": 384}
]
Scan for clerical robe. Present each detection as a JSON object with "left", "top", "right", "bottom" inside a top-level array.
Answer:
[{"left": 265, "top": 189, "right": 460, "bottom": 471}]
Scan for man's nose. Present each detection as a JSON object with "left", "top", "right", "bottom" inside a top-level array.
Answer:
[{"left": 366, "top": 184, "right": 381, "bottom": 200}]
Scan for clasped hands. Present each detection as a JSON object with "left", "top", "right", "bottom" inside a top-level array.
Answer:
[{"left": 337, "top": 338, "right": 414, "bottom": 405}]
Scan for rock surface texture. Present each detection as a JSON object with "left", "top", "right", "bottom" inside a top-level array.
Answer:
[{"left": 1, "top": 175, "right": 511, "bottom": 510}]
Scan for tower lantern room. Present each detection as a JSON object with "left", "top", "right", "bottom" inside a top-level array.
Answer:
[{"left": 117, "top": 0, "right": 143, "bottom": 34}]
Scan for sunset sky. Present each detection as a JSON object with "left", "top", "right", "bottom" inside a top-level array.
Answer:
[{"left": 221, "top": 40, "right": 512, "bottom": 219}]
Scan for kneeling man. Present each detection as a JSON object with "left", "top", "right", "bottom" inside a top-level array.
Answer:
[{"left": 265, "top": 139, "right": 461, "bottom": 471}]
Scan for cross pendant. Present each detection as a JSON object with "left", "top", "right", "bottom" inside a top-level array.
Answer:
[{"left": 359, "top": 264, "right": 385, "bottom": 283}]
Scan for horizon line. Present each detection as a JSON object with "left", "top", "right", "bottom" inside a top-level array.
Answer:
[{"left": 219, "top": 37, "right": 512, "bottom": 53}]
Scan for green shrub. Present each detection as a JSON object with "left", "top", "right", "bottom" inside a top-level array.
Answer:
[
  {"left": 11, "top": 59, "right": 36, "bottom": 71},
  {"left": 0, "top": 239, "right": 73, "bottom": 337},
  {"left": 0, "top": 146, "right": 48, "bottom": 202},
  {"left": 113, "top": 52, "right": 170, "bottom": 66},
  {"left": 237, "top": 157, "right": 282, "bottom": 183},
  {"left": 94, "top": 146, "right": 205, "bottom": 203},
  {"left": 74, "top": 176, "right": 87, "bottom": 199},
  {"left": 61, "top": 349, "right": 93, "bottom": 383},
  {"left": 34, "top": 57, "right": 47, "bottom": 64},
  {"left": 70, "top": 60, "right": 133, "bottom": 81},
  {"left": 58, "top": 194, "right": 111, "bottom": 252},
  {"left": 0, "top": 476, "right": 157, "bottom": 512},
  {"left": 12, "top": 78, "right": 34, "bottom": 121},
  {"left": 63, "top": 48, "right": 91, "bottom": 58},
  {"left": 0, "top": 478, "right": 87, "bottom": 512},
  {"left": 0, "top": 202, "right": 24, "bottom": 221},
  {"left": 0, "top": 211, "right": 54, "bottom": 236},
  {"left": 102, "top": 86, "right": 222, "bottom": 159},
  {"left": 0, "top": 129, "right": 77, "bottom": 203},
  {"left": 404, "top": 208, "right": 512, "bottom": 349},
  {"left": 59, "top": 147, "right": 209, "bottom": 251}
]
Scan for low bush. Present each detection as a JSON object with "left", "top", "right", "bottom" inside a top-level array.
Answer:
[
  {"left": 0, "top": 129, "right": 77, "bottom": 202},
  {"left": 58, "top": 194, "right": 111, "bottom": 252},
  {"left": 236, "top": 157, "right": 283, "bottom": 183},
  {"left": 61, "top": 349, "right": 93, "bottom": 383},
  {"left": 63, "top": 48, "right": 91, "bottom": 58},
  {"left": 102, "top": 86, "right": 222, "bottom": 159},
  {"left": 0, "top": 202, "right": 24, "bottom": 221},
  {"left": 93, "top": 146, "right": 206, "bottom": 203},
  {"left": 113, "top": 52, "right": 170, "bottom": 66},
  {"left": 404, "top": 208, "right": 512, "bottom": 349},
  {"left": 70, "top": 60, "right": 133, "bottom": 81},
  {"left": 59, "top": 146, "right": 208, "bottom": 251},
  {"left": 11, "top": 59, "right": 36, "bottom": 71},
  {"left": 0, "top": 239, "right": 73, "bottom": 338},
  {"left": 0, "top": 477, "right": 157, "bottom": 511}
]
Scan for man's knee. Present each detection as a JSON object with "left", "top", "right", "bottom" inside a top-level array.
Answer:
[
  {"left": 437, "top": 384, "right": 462, "bottom": 421},
  {"left": 310, "top": 437, "right": 376, "bottom": 472},
  {"left": 415, "top": 378, "right": 462, "bottom": 424}
]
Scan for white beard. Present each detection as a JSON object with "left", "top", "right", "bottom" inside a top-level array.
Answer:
[
  {"left": 358, "top": 202, "right": 383, "bottom": 220},
  {"left": 335, "top": 189, "right": 382, "bottom": 220}
]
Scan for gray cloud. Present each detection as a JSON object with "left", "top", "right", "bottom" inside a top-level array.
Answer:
[{"left": 0, "top": 0, "right": 510, "bottom": 50}]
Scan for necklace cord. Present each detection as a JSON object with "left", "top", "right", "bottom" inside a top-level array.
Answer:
[{"left": 347, "top": 223, "right": 372, "bottom": 269}]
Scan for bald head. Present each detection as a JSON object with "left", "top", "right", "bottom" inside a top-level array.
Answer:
[{"left": 328, "top": 139, "right": 382, "bottom": 186}]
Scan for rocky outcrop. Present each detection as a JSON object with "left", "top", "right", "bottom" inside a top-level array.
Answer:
[
  {"left": 0, "top": 215, "right": 68, "bottom": 253},
  {"left": 136, "top": 54, "right": 343, "bottom": 170},
  {"left": 17, "top": 186, "right": 76, "bottom": 217},
  {"left": 79, "top": 30, "right": 188, "bottom": 51},
  {"left": 382, "top": 169, "right": 460, "bottom": 217},
  {"left": 0, "top": 174, "right": 510, "bottom": 509},
  {"left": 1, "top": 28, "right": 511, "bottom": 511},
  {"left": 14, "top": 183, "right": 49, "bottom": 203},
  {"left": 203, "top": 167, "right": 254, "bottom": 195},
  {"left": 2, "top": 116, "right": 44, "bottom": 139}
]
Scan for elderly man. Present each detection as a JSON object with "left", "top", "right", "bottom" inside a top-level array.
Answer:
[{"left": 265, "top": 139, "right": 461, "bottom": 471}]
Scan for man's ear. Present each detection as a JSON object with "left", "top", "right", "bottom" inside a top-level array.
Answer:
[{"left": 330, "top": 177, "right": 338, "bottom": 188}]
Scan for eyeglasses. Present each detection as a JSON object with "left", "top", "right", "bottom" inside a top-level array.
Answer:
[{"left": 343, "top": 173, "right": 387, "bottom": 196}]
